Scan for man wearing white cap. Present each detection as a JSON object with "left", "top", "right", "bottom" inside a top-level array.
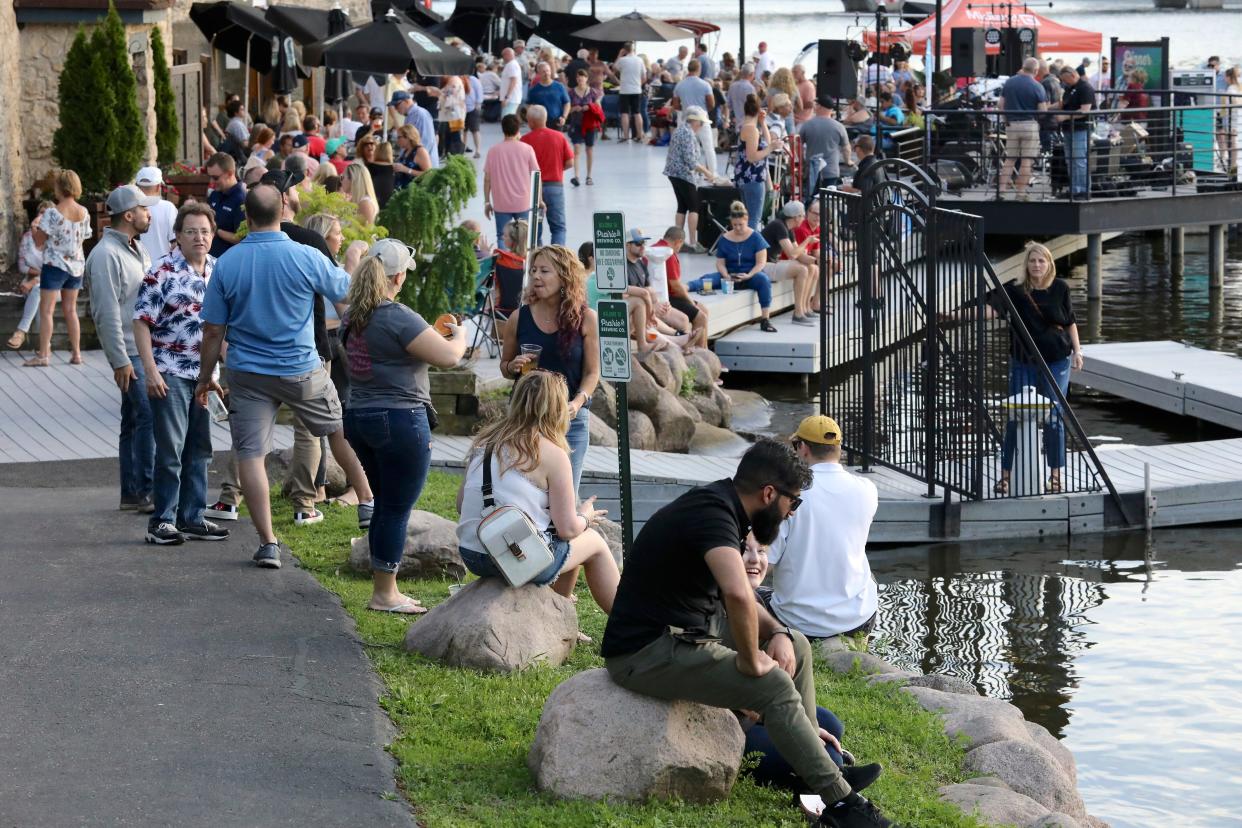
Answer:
[
  {"left": 86, "top": 184, "right": 158, "bottom": 511},
  {"left": 134, "top": 166, "right": 178, "bottom": 263}
]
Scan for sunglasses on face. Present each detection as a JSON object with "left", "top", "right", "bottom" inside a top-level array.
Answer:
[{"left": 768, "top": 484, "right": 802, "bottom": 512}]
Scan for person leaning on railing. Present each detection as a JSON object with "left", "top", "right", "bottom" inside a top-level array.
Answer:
[{"left": 939, "top": 242, "right": 1082, "bottom": 495}]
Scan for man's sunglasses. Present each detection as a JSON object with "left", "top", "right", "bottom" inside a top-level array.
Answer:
[{"left": 769, "top": 484, "right": 802, "bottom": 512}]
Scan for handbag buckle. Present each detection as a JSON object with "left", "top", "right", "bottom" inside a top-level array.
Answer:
[{"left": 506, "top": 539, "right": 527, "bottom": 561}]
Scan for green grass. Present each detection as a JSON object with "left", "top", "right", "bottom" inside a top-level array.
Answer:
[{"left": 274, "top": 471, "right": 986, "bottom": 828}]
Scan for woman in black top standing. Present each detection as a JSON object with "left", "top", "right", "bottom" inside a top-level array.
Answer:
[
  {"left": 500, "top": 245, "right": 600, "bottom": 495},
  {"left": 365, "top": 142, "right": 397, "bottom": 209},
  {"left": 945, "top": 242, "right": 1082, "bottom": 494},
  {"left": 393, "top": 125, "right": 432, "bottom": 190}
]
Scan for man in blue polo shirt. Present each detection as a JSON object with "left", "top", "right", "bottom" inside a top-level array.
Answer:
[
  {"left": 205, "top": 152, "right": 246, "bottom": 258},
  {"left": 526, "top": 61, "right": 571, "bottom": 129},
  {"left": 196, "top": 183, "right": 363, "bottom": 570},
  {"left": 389, "top": 90, "right": 439, "bottom": 167},
  {"left": 998, "top": 57, "right": 1048, "bottom": 199}
]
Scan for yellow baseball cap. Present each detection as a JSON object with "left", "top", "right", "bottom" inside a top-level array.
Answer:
[{"left": 794, "top": 415, "right": 842, "bottom": 446}]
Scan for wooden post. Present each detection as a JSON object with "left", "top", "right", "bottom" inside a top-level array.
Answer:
[
  {"left": 1170, "top": 226, "right": 1184, "bottom": 277},
  {"left": 1087, "top": 233, "right": 1102, "bottom": 300},
  {"left": 1209, "top": 224, "right": 1226, "bottom": 289}
]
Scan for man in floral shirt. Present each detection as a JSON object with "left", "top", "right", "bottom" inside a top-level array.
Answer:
[{"left": 133, "top": 202, "right": 229, "bottom": 546}]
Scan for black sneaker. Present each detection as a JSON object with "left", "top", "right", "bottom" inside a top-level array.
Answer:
[
  {"left": 145, "top": 522, "right": 185, "bottom": 546},
  {"left": 178, "top": 520, "right": 230, "bottom": 541},
  {"left": 818, "top": 794, "right": 892, "bottom": 828},
  {"left": 136, "top": 495, "right": 156, "bottom": 514},
  {"left": 842, "top": 763, "right": 882, "bottom": 793},
  {"left": 253, "top": 542, "right": 281, "bottom": 569},
  {"left": 119, "top": 495, "right": 142, "bottom": 511}
]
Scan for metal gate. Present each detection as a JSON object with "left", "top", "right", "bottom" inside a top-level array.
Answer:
[{"left": 815, "top": 158, "right": 1124, "bottom": 511}]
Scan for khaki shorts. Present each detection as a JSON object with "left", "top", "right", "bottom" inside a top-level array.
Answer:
[
  {"left": 1005, "top": 120, "right": 1040, "bottom": 163},
  {"left": 225, "top": 366, "right": 342, "bottom": 460},
  {"left": 766, "top": 260, "right": 806, "bottom": 282}
]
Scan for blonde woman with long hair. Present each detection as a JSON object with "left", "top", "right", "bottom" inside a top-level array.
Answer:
[
  {"left": 341, "top": 159, "right": 379, "bottom": 224},
  {"left": 943, "top": 241, "right": 1080, "bottom": 494},
  {"left": 455, "top": 370, "right": 619, "bottom": 612},
  {"left": 769, "top": 67, "right": 802, "bottom": 124},
  {"left": 500, "top": 245, "right": 600, "bottom": 493},
  {"left": 342, "top": 239, "right": 467, "bottom": 614}
]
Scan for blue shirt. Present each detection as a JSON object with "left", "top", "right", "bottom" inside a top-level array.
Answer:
[
  {"left": 715, "top": 230, "right": 769, "bottom": 275},
  {"left": 206, "top": 182, "right": 246, "bottom": 258},
  {"left": 201, "top": 231, "right": 350, "bottom": 376},
  {"left": 1000, "top": 73, "right": 1047, "bottom": 121},
  {"left": 403, "top": 103, "right": 440, "bottom": 167},
  {"left": 526, "top": 81, "right": 571, "bottom": 122}
]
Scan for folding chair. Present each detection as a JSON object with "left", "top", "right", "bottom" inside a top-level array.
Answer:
[{"left": 465, "top": 256, "right": 505, "bottom": 359}]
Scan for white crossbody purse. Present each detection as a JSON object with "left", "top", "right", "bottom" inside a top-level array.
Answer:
[{"left": 475, "top": 446, "right": 555, "bottom": 587}]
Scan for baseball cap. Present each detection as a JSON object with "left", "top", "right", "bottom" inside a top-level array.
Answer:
[
  {"left": 794, "top": 415, "right": 842, "bottom": 446},
  {"left": 134, "top": 165, "right": 163, "bottom": 187},
  {"left": 368, "top": 238, "right": 416, "bottom": 276},
  {"left": 259, "top": 168, "right": 305, "bottom": 194},
  {"left": 291, "top": 133, "right": 310, "bottom": 149},
  {"left": 627, "top": 228, "right": 649, "bottom": 244},
  {"left": 387, "top": 90, "right": 412, "bottom": 106},
  {"left": 326, "top": 136, "right": 347, "bottom": 156},
  {"left": 369, "top": 106, "right": 384, "bottom": 118},
  {"left": 781, "top": 200, "right": 806, "bottom": 218},
  {"left": 105, "top": 184, "right": 159, "bottom": 216},
  {"left": 816, "top": 93, "right": 836, "bottom": 109}
]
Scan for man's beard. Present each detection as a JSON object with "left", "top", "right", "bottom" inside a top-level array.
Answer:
[{"left": 751, "top": 499, "right": 785, "bottom": 545}]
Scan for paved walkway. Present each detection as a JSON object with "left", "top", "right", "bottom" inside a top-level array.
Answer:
[{"left": 0, "top": 460, "right": 413, "bottom": 827}]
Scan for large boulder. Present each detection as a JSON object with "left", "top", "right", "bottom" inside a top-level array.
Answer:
[
  {"left": 684, "top": 348, "right": 722, "bottom": 390},
  {"left": 403, "top": 578, "right": 578, "bottom": 673},
  {"left": 652, "top": 346, "right": 689, "bottom": 390},
  {"left": 637, "top": 349, "right": 676, "bottom": 393},
  {"left": 1031, "top": 815, "right": 1084, "bottom": 828},
  {"left": 711, "top": 385, "right": 734, "bottom": 428},
  {"left": 1025, "top": 721, "right": 1078, "bottom": 785},
  {"left": 588, "top": 414, "right": 618, "bottom": 447},
  {"left": 349, "top": 510, "right": 465, "bottom": 578},
  {"left": 944, "top": 713, "right": 1033, "bottom": 751},
  {"left": 822, "top": 651, "right": 906, "bottom": 676},
  {"left": 689, "top": 423, "right": 751, "bottom": 458},
  {"left": 648, "top": 388, "right": 697, "bottom": 452},
  {"left": 963, "top": 740, "right": 1086, "bottom": 819},
  {"left": 688, "top": 392, "right": 724, "bottom": 427},
  {"left": 626, "top": 354, "right": 662, "bottom": 411},
  {"left": 628, "top": 410, "right": 657, "bottom": 451},
  {"left": 528, "top": 669, "right": 744, "bottom": 803},
  {"left": 594, "top": 518, "right": 623, "bottom": 570},
  {"left": 901, "top": 685, "right": 1026, "bottom": 722},
  {"left": 593, "top": 381, "right": 618, "bottom": 430},
  {"left": 677, "top": 396, "right": 704, "bottom": 423},
  {"left": 938, "top": 783, "right": 1051, "bottom": 826},
  {"left": 722, "top": 388, "right": 765, "bottom": 431}
]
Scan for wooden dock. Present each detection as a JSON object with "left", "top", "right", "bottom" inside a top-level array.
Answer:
[{"left": 1075, "top": 341, "right": 1242, "bottom": 431}]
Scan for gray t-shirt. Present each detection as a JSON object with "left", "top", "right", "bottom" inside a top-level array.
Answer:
[
  {"left": 798, "top": 116, "right": 850, "bottom": 177},
  {"left": 728, "top": 79, "right": 756, "bottom": 122},
  {"left": 626, "top": 257, "right": 650, "bottom": 288},
  {"left": 345, "top": 302, "right": 431, "bottom": 410},
  {"left": 674, "top": 75, "right": 713, "bottom": 112}
]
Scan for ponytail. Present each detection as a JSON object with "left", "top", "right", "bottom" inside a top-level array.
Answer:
[{"left": 345, "top": 256, "right": 390, "bottom": 331}]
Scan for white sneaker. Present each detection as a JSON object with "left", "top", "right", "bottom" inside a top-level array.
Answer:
[{"left": 294, "top": 509, "right": 324, "bottom": 526}]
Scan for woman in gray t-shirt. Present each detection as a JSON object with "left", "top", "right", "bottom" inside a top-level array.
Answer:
[{"left": 342, "top": 239, "right": 468, "bottom": 614}]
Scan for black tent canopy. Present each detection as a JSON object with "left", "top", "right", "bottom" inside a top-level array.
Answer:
[{"left": 444, "top": 0, "right": 539, "bottom": 54}]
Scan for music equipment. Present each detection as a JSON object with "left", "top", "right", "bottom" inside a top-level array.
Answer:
[
  {"left": 997, "top": 27, "right": 1037, "bottom": 77},
  {"left": 817, "top": 39, "right": 859, "bottom": 101},
  {"left": 950, "top": 28, "right": 986, "bottom": 78}
]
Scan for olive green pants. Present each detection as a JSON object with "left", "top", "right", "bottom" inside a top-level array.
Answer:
[{"left": 605, "top": 626, "right": 851, "bottom": 803}]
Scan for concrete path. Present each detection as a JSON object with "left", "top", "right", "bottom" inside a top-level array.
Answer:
[{"left": 0, "top": 460, "right": 414, "bottom": 827}]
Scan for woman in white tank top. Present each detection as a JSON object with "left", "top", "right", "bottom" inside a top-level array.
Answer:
[{"left": 456, "top": 370, "right": 619, "bottom": 612}]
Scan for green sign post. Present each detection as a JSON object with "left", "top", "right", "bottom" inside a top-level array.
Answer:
[{"left": 597, "top": 296, "right": 633, "bottom": 554}]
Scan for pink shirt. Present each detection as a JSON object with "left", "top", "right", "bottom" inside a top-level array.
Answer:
[{"left": 484, "top": 139, "right": 541, "bottom": 213}]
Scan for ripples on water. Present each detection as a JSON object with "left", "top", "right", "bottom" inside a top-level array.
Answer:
[{"left": 869, "top": 530, "right": 1242, "bottom": 828}]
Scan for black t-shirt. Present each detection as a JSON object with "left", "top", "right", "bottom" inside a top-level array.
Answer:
[
  {"left": 852, "top": 154, "right": 883, "bottom": 191},
  {"left": 414, "top": 76, "right": 441, "bottom": 119},
  {"left": 282, "top": 220, "right": 333, "bottom": 362},
  {"left": 365, "top": 161, "right": 396, "bottom": 208},
  {"left": 989, "top": 279, "right": 1077, "bottom": 364},
  {"left": 761, "top": 218, "right": 790, "bottom": 255},
  {"left": 1060, "top": 79, "right": 1096, "bottom": 132},
  {"left": 601, "top": 479, "right": 751, "bottom": 658}
]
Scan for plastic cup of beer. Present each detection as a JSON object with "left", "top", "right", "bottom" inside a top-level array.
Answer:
[{"left": 520, "top": 344, "right": 542, "bottom": 374}]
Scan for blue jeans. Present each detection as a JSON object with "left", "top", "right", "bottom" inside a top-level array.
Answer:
[
  {"left": 149, "top": 374, "right": 212, "bottom": 528},
  {"left": 17, "top": 286, "right": 40, "bottom": 332},
  {"left": 493, "top": 209, "right": 530, "bottom": 250},
  {"left": 566, "top": 407, "right": 590, "bottom": 494},
  {"left": 120, "top": 355, "right": 155, "bottom": 500},
  {"left": 686, "top": 272, "right": 773, "bottom": 309},
  {"left": 344, "top": 407, "right": 431, "bottom": 573},
  {"left": 1067, "top": 129, "right": 1090, "bottom": 197},
  {"left": 744, "top": 706, "right": 845, "bottom": 791},
  {"left": 539, "top": 183, "right": 566, "bottom": 246},
  {"left": 737, "top": 180, "right": 766, "bottom": 230},
  {"left": 1002, "top": 356, "right": 1071, "bottom": 471}
]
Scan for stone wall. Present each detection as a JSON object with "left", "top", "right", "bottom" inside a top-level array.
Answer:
[{"left": 0, "top": 2, "right": 27, "bottom": 274}]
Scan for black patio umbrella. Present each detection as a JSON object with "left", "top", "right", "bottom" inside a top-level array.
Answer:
[
  {"left": 378, "top": 0, "right": 446, "bottom": 29},
  {"left": 444, "top": 0, "right": 538, "bottom": 54},
  {"left": 573, "top": 11, "right": 693, "bottom": 44},
  {"left": 265, "top": 5, "right": 333, "bottom": 45},
  {"left": 303, "top": 9, "right": 474, "bottom": 77},
  {"left": 190, "top": 1, "right": 281, "bottom": 72},
  {"left": 535, "top": 11, "right": 619, "bottom": 61}
]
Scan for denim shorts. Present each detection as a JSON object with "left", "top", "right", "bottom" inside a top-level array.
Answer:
[
  {"left": 40, "top": 263, "right": 82, "bottom": 291},
  {"left": 459, "top": 534, "right": 572, "bottom": 587}
]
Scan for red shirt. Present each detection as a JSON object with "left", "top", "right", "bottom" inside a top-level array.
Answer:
[
  {"left": 306, "top": 134, "right": 326, "bottom": 159},
  {"left": 521, "top": 127, "right": 574, "bottom": 184},
  {"left": 793, "top": 221, "right": 819, "bottom": 256},
  {"left": 653, "top": 239, "right": 681, "bottom": 281},
  {"left": 329, "top": 157, "right": 349, "bottom": 176}
]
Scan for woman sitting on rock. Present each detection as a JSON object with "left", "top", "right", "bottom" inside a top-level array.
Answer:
[{"left": 456, "top": 370, "right": 619, "bottom": 613}]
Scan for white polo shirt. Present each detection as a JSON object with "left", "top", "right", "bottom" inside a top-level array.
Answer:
[{"left": 768, "top": 461, "right": 879, "bottom": 637}]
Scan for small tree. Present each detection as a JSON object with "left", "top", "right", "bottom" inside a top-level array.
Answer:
[
  {"left": 92, "top": 1, "right": 145, "bottom": 185},
  {"left": 52, "top": 27, "right": 116, "bottom": 194},
  {"left": 150, "top": 25, "right": 180, "bottom": 166}
]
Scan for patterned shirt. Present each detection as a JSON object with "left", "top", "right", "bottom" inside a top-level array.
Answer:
[
  {"left": 133, "top": 248, "right": 216, "bottom": 381},
  {"left": 662, "top": 123, "right": 703, "bottom": 183},
  {"left": 41, "top": 204, "right": 93, "bottom": 276}
]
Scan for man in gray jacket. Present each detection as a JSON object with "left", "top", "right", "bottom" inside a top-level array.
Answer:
[{"left": 87, "top": 184, "right": 157, "bottom": 511}]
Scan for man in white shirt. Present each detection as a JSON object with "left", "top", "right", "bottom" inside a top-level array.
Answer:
[
  {"left": 755, "top": 41, "right": 777, "bottom": 80},
  {"left": 134, "top": 166, "right": 178, "bottom": 263},
  {"left": 665, "top": 45, "right": 689, "bottom": 81},
  {"left": 764, "top": 415, "right": 879, "bottom": 640},
  {"left": 338, "top": 102, "right": 366, "bottom": 146},
  {"left": 500, "top": 47, "right": 524, "bottom": 117},
  {"left": 615, "top": 43, "right": 646, "bottom": 143}
]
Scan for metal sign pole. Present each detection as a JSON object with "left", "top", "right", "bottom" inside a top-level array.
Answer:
[{"left": 593, "top": 212, "right": 633, "bottom": 556}]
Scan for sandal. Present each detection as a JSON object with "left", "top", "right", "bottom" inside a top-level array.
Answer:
[
  {"left": 759, "top": 319, "right": 778, "bottom": 333},
  {"left": 586, "top": 177, "right": 594, "bottom": 185},
  {"left": 69, "top": 354, "right": 83, "bottom": 365},
  {"left": 367, "top": 598, "right": 427, "bottom": 615},
  {"left": 6, "top": 330, "right": 26, "bottom": 349},
  {"left": 1046, "top": 475, "right": 1063, "bottom": 494},
  {"left": 993, "top": 478, "right": 1009, "bottom": 495},
  {"left": 22, "top": 355, "right": 49, "bottom": 368}
]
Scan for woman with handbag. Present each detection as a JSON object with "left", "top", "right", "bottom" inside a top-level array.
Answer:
[
  {"left": 943, "top": 242, "right": 1082, "bottom": 494},
  {"left": 500, "top": 245, "right": 600, "bottom": 494},
  {"left": 567, "top": 69, "right": 603, "bottom": 186},
  {"left": 455, "top": 370, "right": 619, "bottom": 612},
  {"left": 342, "top": 239, "right": 468, "bottom": 614}
]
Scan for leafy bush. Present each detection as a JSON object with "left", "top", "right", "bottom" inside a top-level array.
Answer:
[
  {"left": 52, "top": 28, "right": 115, "bottom": 194},
  {"left": 151, "top": 26, "right": 179, "bottom": 167},
  {"left": 295, "top": 184, "right": 388, "bottom": 248},
  {"left": 93, "top": 2, "right": 145, "bottom": 186}
]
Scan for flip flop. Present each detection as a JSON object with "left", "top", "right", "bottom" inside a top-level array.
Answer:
[
  {"left": 22, "top": 356, "right": 49, "bottom": 368},
  {"left": 367, "top": 599, "right": 427, "bottom": 615},
  {"left": 69, "top": 355, "right": 83, "bottom": 365}
]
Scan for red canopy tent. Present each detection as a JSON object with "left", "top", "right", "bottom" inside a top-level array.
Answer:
[{"left": 863, "top": 0, "right": 1102, "bottom": 55}]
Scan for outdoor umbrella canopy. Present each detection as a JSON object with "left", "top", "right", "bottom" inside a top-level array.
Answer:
[
  {"left": 444, "top": 0, "right": 538, "bottom": 53},
  {"left": 303, "top": 9, "right": 475, "bottom": 77},
  {"left": 535, "top": 11, "right": 620, "bottom": 61},
  {"left": 265, "top": 4, "right": 334, "bottom": 45},
  {"left": 862, "top": 0, "right": 1102, "bottom": 55},
  {"left": 381, "top": 0, "right": 446, "bottom": 29},
  {"left": 190, "top": 1, "right": 281, "bottom": 72},
  {"left": 572, "top": 11, "right": 693, "bottom": 44}
]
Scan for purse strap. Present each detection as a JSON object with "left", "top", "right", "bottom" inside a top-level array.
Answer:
[{"left": 481, "top": 445, "right": 496, "bottom": 510}]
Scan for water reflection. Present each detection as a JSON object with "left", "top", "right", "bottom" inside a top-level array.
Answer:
[{"left": 868, "top": 528, "right": 1242, "bottom": 828}]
